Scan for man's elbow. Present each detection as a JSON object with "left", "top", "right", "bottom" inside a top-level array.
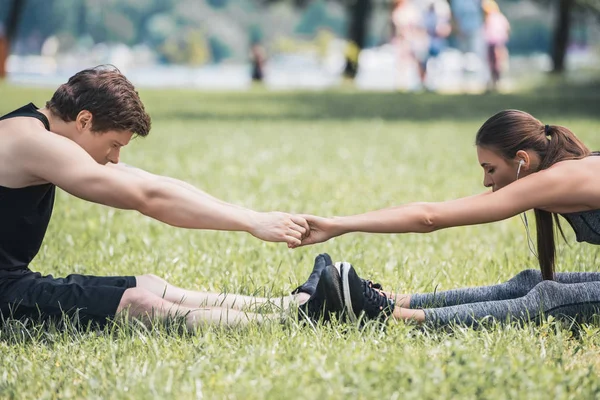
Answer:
[{"left": 132, "top": 181, "right": 161, "bottom": 215}]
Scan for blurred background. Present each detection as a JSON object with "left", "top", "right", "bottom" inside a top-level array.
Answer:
[{"left": 1, "top": 0, "right": 599, "bottom": 92}]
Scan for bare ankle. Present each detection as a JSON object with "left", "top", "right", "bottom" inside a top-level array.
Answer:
[
  {"left": 392, "top": 306, "right": 425, "bottom": 323},
  {"left": 294, "top": 292, "right": 310, "bottom": 306},
  {"left": 387, "top": 293, "right": 411, "bottom": 308}
]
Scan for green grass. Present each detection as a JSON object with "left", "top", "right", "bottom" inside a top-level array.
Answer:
[{"left": 1, "top": 81, "right": 600, "bottom": 399}]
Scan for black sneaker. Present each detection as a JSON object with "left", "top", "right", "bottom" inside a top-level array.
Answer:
[
  {"left": 298, "top": 264, "right": 344, "bottom": 323},
  {"left": 338, "top": 262, "right": 395, "bottom": 323},
  {"left": 292, "top": 253, "right": 333, "bottom": 296}
]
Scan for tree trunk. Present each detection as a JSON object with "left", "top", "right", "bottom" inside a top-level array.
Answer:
[
  {"left": 1, "top": 0, "right": 27, "bottom": 79},
  {"left": 0, "top": 37, "right": 7, "bottom": 79},
  {"left": 551, "top": 0, "right": 573, "bottom": 74},
  {"left": 343, "top": 0, "right": 372, "bottom": 79}
]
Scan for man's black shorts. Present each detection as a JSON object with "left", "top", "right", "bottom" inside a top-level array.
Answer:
[{"left": 0, "top": 269, "right": 136, "bottom": 326}]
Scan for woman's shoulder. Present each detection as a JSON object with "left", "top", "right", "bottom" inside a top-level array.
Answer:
[{"left": 549, "top": 155, "right": 600, "bottom": 170}]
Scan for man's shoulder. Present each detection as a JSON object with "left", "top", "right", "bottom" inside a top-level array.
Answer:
[
  {"left": 2, "top": 119, "right": 48, "bottom": 157},
  {"left": 0, "top": 120, "right": 48, "bottom": 187},
  {"left": 0, "top": 120, "right": 81, "bottom": 187}
]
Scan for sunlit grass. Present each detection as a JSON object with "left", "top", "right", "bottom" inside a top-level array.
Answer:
[{"left": 1, "top": 82, "right": 599, "bottom": 399}]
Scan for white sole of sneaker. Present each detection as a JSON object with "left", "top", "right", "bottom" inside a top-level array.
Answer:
[{"left": 338, "top": 261, "right": 358, "bottom": 323}]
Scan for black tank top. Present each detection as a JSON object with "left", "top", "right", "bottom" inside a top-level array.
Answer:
[
  {"left": 560, "top": 151, "right": 600, "bottom": 245},
  {"left": 0, "top": 103, "right": 55, "bottom": 273}
]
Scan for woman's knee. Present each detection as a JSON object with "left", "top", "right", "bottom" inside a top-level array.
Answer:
[
  {"left": 528, "top": 280, "right": 563, "bottom": 306},
  {"left": 509, "top": 269, "right": 542, "bottom": 285}
]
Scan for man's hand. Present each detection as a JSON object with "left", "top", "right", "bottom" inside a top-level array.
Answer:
[
  {"left": 294, "top": 215, "right": 341, "bottom": 247},
  {"left": 248, "top": 212, "right": 310, "bottom": 247}
]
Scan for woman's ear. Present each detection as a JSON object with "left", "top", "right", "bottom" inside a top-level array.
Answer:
[{"left": 515, "top": 149, "right": 531, "bottom": 169}]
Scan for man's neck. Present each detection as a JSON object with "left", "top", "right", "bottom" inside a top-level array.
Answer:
[{"left": 37, "top": 108, "right": 74, "bottom": 140}]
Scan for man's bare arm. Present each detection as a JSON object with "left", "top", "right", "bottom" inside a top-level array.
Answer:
[
  {"left": 17, "top": 129, "right": 308, "bottom": 245},
  {"left": 111, "top": 163, "right": 246, "bottom": 210}
]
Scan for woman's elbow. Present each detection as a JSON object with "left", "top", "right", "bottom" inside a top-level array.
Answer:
[{"left": 417, "top": 203, "right": 439, "bottom": 233}]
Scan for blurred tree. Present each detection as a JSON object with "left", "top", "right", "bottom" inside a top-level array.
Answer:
[
  {"left": 534, "top": 0, "right": 600, "bottom": 73},
  {"left": 343, "top": 0, "right": 372, "bottom": 78},
  {"left": 1, "top": 0, "right": 26, "bottom": 79},
  {"left": 263, "top": 0, "right": 373, "bottom": 79},
  {"left": 552, "top": 0, "right": 574, "bottom": 73}
]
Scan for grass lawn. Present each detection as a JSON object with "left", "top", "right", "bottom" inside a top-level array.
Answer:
[{"left": 1, "top": 80, "right": 600, "bottom": 399}]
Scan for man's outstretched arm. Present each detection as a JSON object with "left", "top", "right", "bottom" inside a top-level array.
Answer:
[
  {"left": 110, "top": 163, "right": 309, "bottom": 245},
  {"left": 111, "top": 163, "right": 247, "bottom": 210},
  {"left": 18, "top": 129, "right": 308, "bottom": 246}
]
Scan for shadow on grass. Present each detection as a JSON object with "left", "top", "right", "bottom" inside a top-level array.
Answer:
[{"left": 145, "top": 80, "right": 600, "bottom": 123}]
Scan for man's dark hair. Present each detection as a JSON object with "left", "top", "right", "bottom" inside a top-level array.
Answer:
[{"left": 46, "top": 65, "right": 151, "bottom": 137}]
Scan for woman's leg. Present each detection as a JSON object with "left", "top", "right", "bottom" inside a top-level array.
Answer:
[
  {"left": 392, "top": 269, "right": 544, "bottom": 309},
  {"left": 405, "top": 280, "right": 600, "bottom": 327},
  {"left": 402, "top": 269, "right": 600, "bottom": 309}
]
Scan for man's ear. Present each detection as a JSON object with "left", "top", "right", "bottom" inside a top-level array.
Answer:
[{"left": 75, "top": 110, "right": 93, "bottom": 132}]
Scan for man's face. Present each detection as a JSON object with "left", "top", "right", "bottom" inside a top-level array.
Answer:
[
  {"left": 73, "top": 110, "right": 133, "bottom": 165},
  {"left": 77, "top": 129, "right": 133, "bottom": 165}
]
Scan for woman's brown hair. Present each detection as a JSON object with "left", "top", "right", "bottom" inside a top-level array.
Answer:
[{"left": 475, "top": 110, "right": 590, "bottom": 280}]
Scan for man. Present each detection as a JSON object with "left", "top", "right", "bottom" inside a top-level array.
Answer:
[{"left": 0, "top": 65, "right": 312, "bottom": 329}]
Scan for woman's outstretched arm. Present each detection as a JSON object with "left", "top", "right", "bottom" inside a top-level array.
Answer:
[{"left": 298, "top": 161, "right": 596, "bottom": 246}]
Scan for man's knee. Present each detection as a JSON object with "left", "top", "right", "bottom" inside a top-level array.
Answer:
[
  {"left": 137, "top": 273, "right": 168, "bottom": 286},
  {"left": 136, "top": 273, "right": 177, "bottom": 292},
  {"left": 118, "top": 287, "right": 166, "bottom": 315}
]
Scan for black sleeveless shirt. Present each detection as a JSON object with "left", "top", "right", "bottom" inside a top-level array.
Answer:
[
  {"left": 0, "top": 104, "right": 55, "bottom": 273},
  {"left": 560, "top": 152, "right": 600, "bottom": 245}
]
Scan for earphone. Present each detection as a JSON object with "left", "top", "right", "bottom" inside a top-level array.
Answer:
[
  {"left": 517, "top": 159, "right": 525, "bottom": 175},
  {"left": 516, "top": 158, "right": 538, "bottom": 258}
]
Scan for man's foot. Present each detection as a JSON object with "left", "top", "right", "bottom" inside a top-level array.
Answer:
[
  {"left": 292, "top": 253, "right": 332, "bottom": 296},
  {"left": 338, "top": 262, "right": 395, "bottom": 323},
  {"left": 298, "top": 264, "right": 344, "bottom": 323}
]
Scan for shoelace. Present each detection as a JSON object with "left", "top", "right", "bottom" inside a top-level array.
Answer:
[
  {"left": 364, "top": 280, "right": 383, "bottom": 290},
  {"left": 362, "top": 280, "right": 390, "bottom": 315}
]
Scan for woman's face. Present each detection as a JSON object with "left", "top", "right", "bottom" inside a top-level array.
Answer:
[{"left": 476, "top": 146, "right": 518, "bottom": 192}]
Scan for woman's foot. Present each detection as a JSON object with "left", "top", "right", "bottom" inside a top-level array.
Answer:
[{"left": 337, "top": 262, "right": 396, "bottom": 323}]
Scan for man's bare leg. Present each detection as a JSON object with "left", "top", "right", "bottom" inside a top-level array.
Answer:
[
  {"left": 117, "top": 286, "right": 284, "bottom": 329},
  {"left": 136, "top": 274, "right": 309, "bottom": 311}
]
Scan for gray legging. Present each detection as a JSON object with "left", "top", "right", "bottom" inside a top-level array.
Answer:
[{"left": 410, "top": 269, "right": 600, "bottom": 327}]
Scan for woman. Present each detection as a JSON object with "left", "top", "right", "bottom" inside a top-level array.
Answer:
[
  {"left": 483, "top": 0, "right": 510, "bottom": 91},
  {"left": 298, "top": 109, "right": 600, "bottom": 326}
]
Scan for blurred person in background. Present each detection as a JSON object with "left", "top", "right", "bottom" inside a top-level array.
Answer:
[
  {"left": 420, "top": 0, "right": 452, "bottom": 89},
  {"left": 250, "top": 42, "right": 266, "bottom": 83},
  {"left": 249, "top": 28, "right": 266, "bottom": 84},
  {"left": 390, "top": 0, "right": 429, "bottom": 91},
  {"left": 449, "top": 0, "right": 484, "bottom": 89},
  {"left": 483, "top": 0, "right": 511, "bottom": 91}
]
